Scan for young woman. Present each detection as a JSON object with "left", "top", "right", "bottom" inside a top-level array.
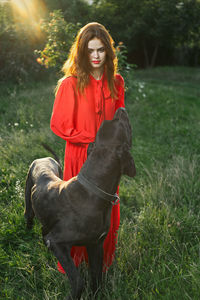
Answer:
[{"left": 50, "top": 22, "right": 125, "bottom": 273}]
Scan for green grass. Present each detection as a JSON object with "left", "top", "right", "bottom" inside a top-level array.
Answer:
[{"left": 0, "top": 66, "right": 200, "bottom": 299}]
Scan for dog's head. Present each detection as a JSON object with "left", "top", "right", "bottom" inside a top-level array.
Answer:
[{"left": 90, "top": 108, "right": 136, "bottom": 177}]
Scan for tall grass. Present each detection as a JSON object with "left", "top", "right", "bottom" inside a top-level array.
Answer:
[{"left": 0, "top": 67, "right": 200, "bottom": 299}]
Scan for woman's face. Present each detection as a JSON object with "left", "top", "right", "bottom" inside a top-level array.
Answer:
[{"left": 88, "top": 38, "right": 106, "bottom": 71}]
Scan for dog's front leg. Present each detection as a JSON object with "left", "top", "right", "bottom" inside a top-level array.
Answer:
[
  {"left": 86, "top": 241, "right": 103, "bottom": 296},
  {"left": 44, "top": 236, "right": 84, "bottom": 300}
]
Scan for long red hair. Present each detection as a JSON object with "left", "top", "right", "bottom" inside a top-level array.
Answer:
[{"left": 56, "top": 22, "right": 118, "bottom": 98}]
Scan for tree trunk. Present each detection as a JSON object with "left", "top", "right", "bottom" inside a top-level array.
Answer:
[
  {"left": 150, "top": 43, "right": 159, "bottom": 68},
  {"left": 143, "top": 40, "right": 150, "bottom": 68},
  {"left": 194, "top": 48, "right": 199, "bottom": 67}
]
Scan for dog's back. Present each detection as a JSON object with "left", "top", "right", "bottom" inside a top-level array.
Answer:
[{"left": 24, "top": 157, "right": 62, "bottom": 229}]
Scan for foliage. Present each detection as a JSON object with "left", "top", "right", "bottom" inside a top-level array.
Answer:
[
  {"left": 35, "top": 10, "right": 81, "bottom": 71},
  {"left": 91, "top": 0, "right": 200, "bottom": 67},
  {"left": 43, "top": 0, "right": 92, "bottom": 24},
  {"left": 174, "top": 0, "right": 200, "bottom": 65},
  {"left": 0, "top": 67, "right": 200, "bottom": 299},
  {"left": 115, "top": 42, "right": 136, "bottom": 77},
  {"left": 0, "top": 2, "right": 46, "bottom": 83}
]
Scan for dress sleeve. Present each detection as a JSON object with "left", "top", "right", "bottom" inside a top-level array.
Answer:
[
  {"left": 115, "top": 74, "right": 125, "bottom": 111},
  {"left": 50, "top": 78, "right": 94, "bottom": 144}
]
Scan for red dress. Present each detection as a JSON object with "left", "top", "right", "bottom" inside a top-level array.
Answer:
[{"left": 50, "top": 72, "right": 125, "bottom": 273}]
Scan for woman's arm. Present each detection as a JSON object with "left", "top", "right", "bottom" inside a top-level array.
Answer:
[{"left": 50, "top": 78, "right": 94, "bottom": 144}]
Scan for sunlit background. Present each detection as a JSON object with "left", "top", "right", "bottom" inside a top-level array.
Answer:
[
  {"left": 10, "top": 0, "right": 47, "bottom": 39},
  {"left": 11, "top": 0, "right": 47, "bottom": 21}
]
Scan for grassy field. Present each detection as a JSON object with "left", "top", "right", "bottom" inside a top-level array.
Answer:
[{"left": 0, "top": 66, "right": 200, "bottom": 299}]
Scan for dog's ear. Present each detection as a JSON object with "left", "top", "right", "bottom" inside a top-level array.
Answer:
[
  {"left": 87, "top": 142, "right": 95, "bottom": 157},
  {"left": 117, "top": 145, "right": 136, "bottom": 178}
]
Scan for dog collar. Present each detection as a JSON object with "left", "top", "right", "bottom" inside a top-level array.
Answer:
[{"left": 77, "top": 173, "right": 120, "bottom": 205}]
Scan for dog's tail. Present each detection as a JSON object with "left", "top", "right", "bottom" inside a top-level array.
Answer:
[
  {"left": 41, "top": 143, "right": 62, "bottom": 167},
  {"left": 24, "top": 170, "right": 35, "bottom": 229}
]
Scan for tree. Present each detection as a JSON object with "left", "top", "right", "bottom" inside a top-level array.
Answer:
[
  {"left": 43, "top": 0, "right": 92, "bottom": 24},
  {"left": 174, "top": 0, "right": 200, "bottom": 66},
  {"left": 91, "top": 0, "right": 200, "bottom": 67}
]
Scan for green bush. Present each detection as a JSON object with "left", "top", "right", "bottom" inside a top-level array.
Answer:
[
  {"left": 35, "top": 10, "right": 81, "bottom": 71},
  {"left": 116, "top": 42, "right": 135, "bottom": 77}
]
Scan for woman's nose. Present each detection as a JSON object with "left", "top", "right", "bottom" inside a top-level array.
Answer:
[{"left": 93, "top": 50, "right": 99, "bottom": 58}]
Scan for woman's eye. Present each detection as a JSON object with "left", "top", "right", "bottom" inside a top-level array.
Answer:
[
  {"left": 99, "top": 48, "right": 105, "bottom": 53},
  {"left": 88, "top": 48, "right": 105, "bottom": 54}
]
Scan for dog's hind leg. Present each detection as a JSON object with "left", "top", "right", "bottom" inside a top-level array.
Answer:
[
  {"left": 86, "top": 242, "right": 104, "bottom": 296},
  {"left": 24, "top": 172, "right": 35, "bottom": 229},
  {"left": 44, "top": 235, "right": 84, "bottom": 300}
]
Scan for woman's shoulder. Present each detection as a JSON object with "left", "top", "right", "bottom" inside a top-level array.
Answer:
[
  {"left": 55, "top": 76, "right": 77, "bottom": 96},
  {"left": 61, "top": 76, "right": 77, "bottom": 87}
]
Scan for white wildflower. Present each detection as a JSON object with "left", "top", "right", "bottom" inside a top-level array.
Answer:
[
  {"left": 139, "top": 82, "right": 145, "bottom": 89},
  {"left": 15, "top": 180, "right": 23, "bottom": 199}
]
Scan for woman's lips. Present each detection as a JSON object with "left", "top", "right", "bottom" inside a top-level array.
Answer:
[{"left": 92, "top": 61, "right": 100, "bottom": 64}]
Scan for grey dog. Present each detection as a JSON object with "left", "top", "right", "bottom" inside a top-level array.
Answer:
[{"left": 24, "top": 107, "right": 136, "bottom": 300}]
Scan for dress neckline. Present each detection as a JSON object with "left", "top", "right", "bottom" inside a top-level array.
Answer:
[{"left": 90, "top": 71, "right": 105, "bottom": 83}]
